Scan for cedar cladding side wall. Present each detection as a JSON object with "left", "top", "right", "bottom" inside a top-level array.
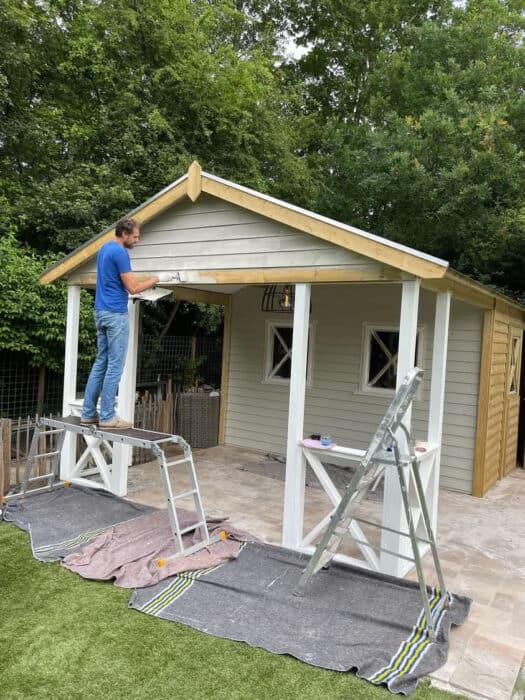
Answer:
[{"left": 475, "top": 310, "right": 524, "bottom": 494}]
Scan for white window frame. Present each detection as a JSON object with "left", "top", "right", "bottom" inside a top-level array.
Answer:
[
  {"left": 360, "top": 323, "right": 425, "bottom": 396},
  {"left": 263, "top": 319, "right": 316, "bottom": 386}
]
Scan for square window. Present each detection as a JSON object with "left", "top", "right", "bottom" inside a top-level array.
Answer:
[
  {"left": 368, "top": 330, "right": 399, "bottom": 390},
  {"left": 264, "top": 321, "right": 314, "bottom": 385},
  {"left": 361, "top": 325, "right": 422, "bottom": 394},
  {"left": 271, "top": 326, "right": 293, "bottom": 379}
]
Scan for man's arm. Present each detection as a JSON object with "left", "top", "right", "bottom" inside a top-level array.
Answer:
[
  {"left": 120, "top": 272, "right": 159, "bottom": 296},
  {"left": 120, "top": 271, "right": 180, "bottom": 295}
]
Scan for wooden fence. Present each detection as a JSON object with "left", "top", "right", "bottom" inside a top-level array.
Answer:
[{"left": 132, "top": 384, "right": 174, "bottom": 464}]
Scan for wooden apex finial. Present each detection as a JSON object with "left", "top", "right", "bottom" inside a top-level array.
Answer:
[{"left": 187, "top": 161, "right": 202, "bottom": 202}]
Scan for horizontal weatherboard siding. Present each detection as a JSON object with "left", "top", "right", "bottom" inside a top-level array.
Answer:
[
  {"left": 225, "top": 285, "right": 483, "bottom": 494},
  {"left": 71, "top": 195, "right": 376, "bottom": 278}
]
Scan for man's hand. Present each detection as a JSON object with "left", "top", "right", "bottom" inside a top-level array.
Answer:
[{"left": 157, "top": 272, "right": 181, "bottom": 284}]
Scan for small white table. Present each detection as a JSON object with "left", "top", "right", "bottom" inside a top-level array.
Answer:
[{"left": 299, "top": 439, "right": 440, "bottom": 572}]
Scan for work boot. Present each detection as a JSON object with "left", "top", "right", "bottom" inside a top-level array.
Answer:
[
  {"left": 99, "top": 416, "right": 133, "bottom": 430},
  {"left": 80, "top": 415, "right": 99, "bottom": 425}
]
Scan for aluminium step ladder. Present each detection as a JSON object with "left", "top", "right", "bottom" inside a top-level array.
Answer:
[
  {"left": 294, "top": 368, "right": 449, "bottom": 640},
  {"left": 7, "top": 416, "right": 223, "bottom": 561}
]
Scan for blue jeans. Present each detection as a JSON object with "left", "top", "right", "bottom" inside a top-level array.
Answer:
[{"left": 82, "top": 310, "right": 129, "bottom": 422}]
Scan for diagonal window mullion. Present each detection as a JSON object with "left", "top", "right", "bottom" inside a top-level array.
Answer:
[{"left": 369, "top": 351, "right": 398, "bottom": 387}]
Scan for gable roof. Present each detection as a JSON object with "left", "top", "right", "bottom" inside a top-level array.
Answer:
[{"left": 40, "top": 161, "right": 449, "bottom": 285}]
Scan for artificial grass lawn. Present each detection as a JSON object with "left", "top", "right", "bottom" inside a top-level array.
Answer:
[{"left": 0, "top": 522, "right": 467, "bottom": 700}]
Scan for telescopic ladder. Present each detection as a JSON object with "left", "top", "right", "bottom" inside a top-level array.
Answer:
[
  {"left": 9, "top": 417, "right": 222, "bottom": 560},
  {"left": 294, "top": 368, "right": 449, "bottom": 640}
]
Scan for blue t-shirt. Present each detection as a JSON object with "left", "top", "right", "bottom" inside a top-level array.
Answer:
[{"left": 95, "top": 241, "right": 132, "bottom": 312}]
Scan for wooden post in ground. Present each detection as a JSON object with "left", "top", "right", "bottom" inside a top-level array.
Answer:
[
  {"left": 0, "top": 418, "right": 11, "bottom": 497},
  {"left": 427, "top": 291, "right": 451, "bottom": 530}
]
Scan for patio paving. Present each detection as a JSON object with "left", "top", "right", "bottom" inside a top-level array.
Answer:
[{"left": 127, "top": 445, "right": 525, "bottom": 700}]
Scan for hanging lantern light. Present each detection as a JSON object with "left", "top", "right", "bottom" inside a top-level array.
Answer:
[
  {"left": 279, "top": 285, "right": 292, "bottom": 311},
  {"left": 261, "top": 285, "right": 295, "bottom": 313}
]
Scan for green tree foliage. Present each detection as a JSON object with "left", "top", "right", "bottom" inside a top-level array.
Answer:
[
  {"left": 0, "top": 0, "right": 314, "bottom": 252},
  {"left": 0, "top": 231, "right": 96, "bottom": 371},
  {"left": 254, "top": 0, "right": 525, "bottom": 300}
]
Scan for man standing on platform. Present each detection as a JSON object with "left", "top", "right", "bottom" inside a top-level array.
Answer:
[{"left": 81, "top": 217, "right": 178, "bottom": 429}]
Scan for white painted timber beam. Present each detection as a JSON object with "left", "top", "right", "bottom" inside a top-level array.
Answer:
[
  {"left": 60, "top": 285, "right": 81, "bottom": 479},
  {"left": 282, "top": 283, "right": 311, "bottom": 548},
  {"left": 111, "top": 298, "right": 140, "bottom": 496},
  {"left": 380, "top": 279, "right": 420, "bottom": 576},
  {"left": 426, "top": 291, "right": 451, "bottom": 530}
]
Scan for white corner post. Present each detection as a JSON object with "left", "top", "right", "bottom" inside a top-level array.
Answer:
[
  {"left": 60, "top": 284, "right": 81, "bottom": 479},
  {"left": 282, "top": 283, "right": 311, "bottom": 548},
  {"left": 110, "top": 298, "right": 141, "bottom": 496},
  {"left": 380, "top": 278, "right": 420, "bottom": 576},
  {"left": 426, "top": 291, "right": 451, "bottom": 530}
]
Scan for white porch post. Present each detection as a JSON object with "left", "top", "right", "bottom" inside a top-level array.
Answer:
[
  {"left": 282, "top": 283, "right": 311, "bottom": 548},
  {"left": 380, "top": 279, "right": 420, "bottom": 575},
  {"left": 111, "top": 298, "right": 140, "bottom": 496},
  {"left": 60, "top": 285, "right": 81, "bottom": 479},
  {"left": 426, "top": 291, "right": 451, "bottom": 530}
]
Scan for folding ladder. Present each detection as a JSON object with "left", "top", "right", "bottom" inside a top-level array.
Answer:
[
  {"left": 10, "top": 417, "right": 222, "bottom": 560},
  {"left": 18, "top": 422, "right": 66, "bottom": 496},
  {"left": 294, "top": 368, "right": 448, "bottom": 640}
]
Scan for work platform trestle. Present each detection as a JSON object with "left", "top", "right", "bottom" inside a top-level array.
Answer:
[{"left": 9, "top": 416, "right": 220, "bottom": 559}]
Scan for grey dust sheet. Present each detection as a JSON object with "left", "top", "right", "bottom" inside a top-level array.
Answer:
[
  {"left": 2, "top": 485, "right": 152, "bottom": 561},
  {"left": 130, "top": 542, "right": 471, "bottom": 695}
]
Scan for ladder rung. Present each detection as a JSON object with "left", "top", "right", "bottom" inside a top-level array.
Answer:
[
  {"left": 165, "top": 458, "right": 190, "bottom": 468},
  {"left": 32, "top": 450, "right": 60, "bottom": 460},
  {"left": 179, "top": 522, "right": 205, "bottom": 536},
  {"left": 38, "top": 429, "right": 65, "bottom": 437},
  {"left": 27, "top": 473, "right": 55, "bottom": 483},
  {"left": 351, "top": 515, "right": 432, "bottom": 544},
  {"left": 172, "top": 489, "right": 198, "bottom": 500},
  {"left": 350, "top": 537, "right": 418, "bottom": 564}
]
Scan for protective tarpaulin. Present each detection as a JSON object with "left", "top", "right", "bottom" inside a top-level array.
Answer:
[
  {"left": 2, "top": 485, "right": 252, "bottom": 587},
  {"left": 2, "top": 485, "right": 152, "bottom": 561},
  {"left": 62, "top": 508, "right": 251, "bottom": 588},
  {"left": 130, "top": 542, "right": 470, "bottom": 696}
]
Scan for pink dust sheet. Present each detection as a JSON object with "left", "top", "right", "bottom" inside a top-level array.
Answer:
[{"left": 62, "top": 508, "right": 255, "bottom": 588}]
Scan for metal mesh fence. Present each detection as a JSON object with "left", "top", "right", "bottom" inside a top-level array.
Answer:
[
  {"left": 138, "top": 335, "right": 193, "bottom": 387},
  {"left": 0, "top": 352, "right": 64, "bottom": 417},
  {"left": 0, "top": 335, "right": 222, "bottom": 420}
]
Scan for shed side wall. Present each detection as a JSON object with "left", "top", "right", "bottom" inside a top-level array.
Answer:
[{"left": 225, "top": 285, "right": 482, "bottom": 494}]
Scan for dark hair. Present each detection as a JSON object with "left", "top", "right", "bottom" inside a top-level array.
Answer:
[{"left": 115, "top": 217, "right": 140, "bottom": 237}]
